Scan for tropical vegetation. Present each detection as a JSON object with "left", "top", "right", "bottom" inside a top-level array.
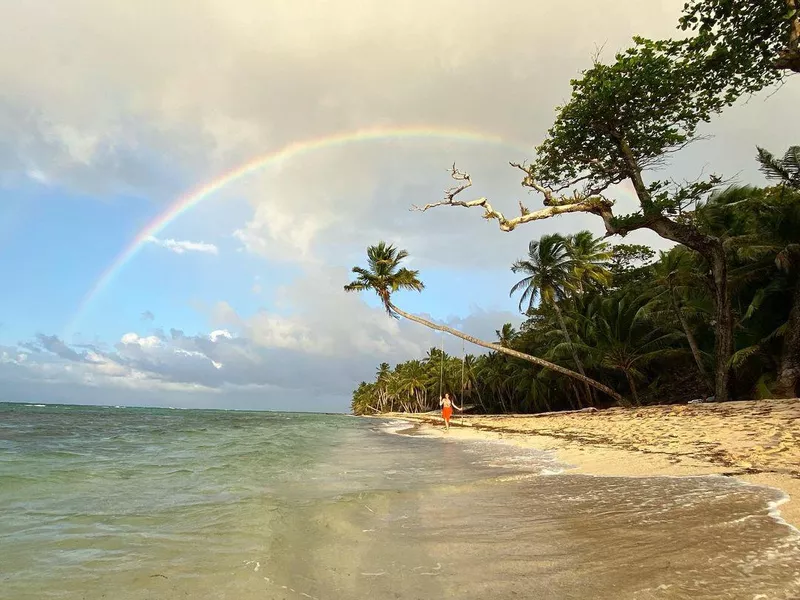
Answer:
[{"left": 349, "top": 178, "right": 800, "bottom": 415}]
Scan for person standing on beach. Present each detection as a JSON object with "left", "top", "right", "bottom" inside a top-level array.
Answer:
[{"left": 439, "top": 393, "right": 462, "bottom": 430}]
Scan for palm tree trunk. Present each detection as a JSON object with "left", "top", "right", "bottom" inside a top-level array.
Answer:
[
  {"left": 669, "top": 286, "right": 713, "bottom": 393},
  {"left": 389, "top": 301, "right": 624, "bottom": 403},
  {"left": 498, "top": 390, "right": 508, "bottom": 413},
  {"left": 475, "top": 387, "right": 487, "bottom": 413},
  {"left": 552, "top": 301, "right": 593, "bottom": 406},
  {"left": 623, "top": 369, "right": 641, "bottom": 406},
  {"left": 775, "top": 273, "right": 800, "bottom": 398},
  {"left": 541, "top": 392, "right": 552, "bottom": 413},
  {"left": 567, "top": 383, "right": 580, "bottom": 410},
  {"left": 710, "top": 246, "right": 733, "bottom": 402}
]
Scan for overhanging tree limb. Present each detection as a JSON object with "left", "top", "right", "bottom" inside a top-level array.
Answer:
[{"left": 411, "top": 165, "right": 617, "bottom": 234}]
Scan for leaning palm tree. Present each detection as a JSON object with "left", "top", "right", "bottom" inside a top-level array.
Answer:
[
  {"left": 510, "top": 233, "right": 594, "bottom": 405},
  {"left": 344, "top": 241, "right": 623, "bottom": 403}
]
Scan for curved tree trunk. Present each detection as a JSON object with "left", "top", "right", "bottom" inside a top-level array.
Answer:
[
  {"left": 669, "top": 286, "right": 713, "bottom": 393},
  {"left": 552, "top": 301, "right": 593, "bottom": 406},
  {"left": 389, "top": 302, "right": 624, "bottom": 404},
  {"left": 775, "top": 273, "right": 800, "bottom": 398}
]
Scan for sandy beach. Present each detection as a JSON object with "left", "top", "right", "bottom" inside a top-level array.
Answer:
[{"left": 385, "top": 398, "right": 800, "bottom": 528}]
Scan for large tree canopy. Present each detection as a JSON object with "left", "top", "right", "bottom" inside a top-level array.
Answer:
[
  {"left": 678, "top": 0, "right": 800, "bottom": 81},
  {"left": 529, "top": 38, "right": 725, "bottom": 228}
]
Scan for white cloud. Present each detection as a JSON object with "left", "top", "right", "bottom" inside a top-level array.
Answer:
[
  {"left": 146, "top": 236, "right": 219, "bottom": 255},
  {"left": 120, "top": 333, "right": 161, "bottom": 348},
  {"left": 209, "top": 330, "right": 233, "bottom": 342}
]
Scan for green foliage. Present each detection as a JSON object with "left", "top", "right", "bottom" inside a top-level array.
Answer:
[
  {"left": 695, "top": 184, "right": 800, "bottom": 385},
  {"left": 757, "top": 146, "right": 800, "bottom": 189},
  {"left": 678, "top": 0, "right": 798, "bottom": 85},
  {"left": 510, "top": 234, "right": 576, "bottom": 311},
  {"left": 344, "top": 241, "right": 424, "bottom": 316},
  {"left": 510, "top": 231, "right": 612, "bottom": 313},
  {"left": 609, "top": 244, "right": 656, "bottom": 289},
  {"left": 566, "top": 231, "right": 614, "bottom": 292},
  {"left": 610, "top": 244, "right": 655, "bottom": 270},
  {"left": 350, "top": 345, "right": 479, "bottom": 415},
  {"left": 530, "top": 38, "right": 728, "bottom": 211}
]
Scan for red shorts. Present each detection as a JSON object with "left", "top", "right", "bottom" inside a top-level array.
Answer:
[{"left": 442, "top": 406, "right": 453, "bottom": 421}]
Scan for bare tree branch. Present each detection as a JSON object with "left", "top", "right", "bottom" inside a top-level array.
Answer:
[
  {"left": 410, "top": 164, "right": 619, "bottom": 234},
  {"left": 442, "top": 163, "right": 473, "bottom": 200}
]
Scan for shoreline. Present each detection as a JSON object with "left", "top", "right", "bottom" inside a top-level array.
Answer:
[{"left": 375, "top": 399, "right": 800, "bottom": 529}]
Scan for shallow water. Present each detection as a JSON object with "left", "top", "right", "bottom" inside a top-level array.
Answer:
[{"left": 1, "top": 403, "right": 798, "bottom": 599}]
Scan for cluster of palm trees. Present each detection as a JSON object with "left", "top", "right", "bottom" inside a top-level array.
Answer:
[
  {"left": 347, "top": 169, "right": 800, "bottom": 415},
  {"left": 350, "top": 350, "right": 479, "bottom": 414},
  {"left": 509, "top": 231, "right": 616, "bottom": 407}
]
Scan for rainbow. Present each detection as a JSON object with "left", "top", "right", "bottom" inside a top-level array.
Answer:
[{"left": 64, "top": 125, "right": 531, "bottom": 335}]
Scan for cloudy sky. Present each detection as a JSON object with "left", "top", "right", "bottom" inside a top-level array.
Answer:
[{"left": 1, "top": 0, "right": 797, "bottom": 411}]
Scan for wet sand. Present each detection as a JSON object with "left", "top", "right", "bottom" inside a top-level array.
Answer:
[{"left": 383, "top": 398, "right": 800, "bottom": 529}]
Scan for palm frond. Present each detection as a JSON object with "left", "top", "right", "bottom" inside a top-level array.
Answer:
[
  {"left": 742, "top": 279, "right": 786, "bottom": 321},
  {"left": 757, "top": 146, "right": 793, "bottom": 183},
  {"left": 755, "top": 373, "right": 775, "bottom": 400},
  {"left": 343, "top": 282, "right": 368, "bottom": 292},
  {"left": 729, "top": 344, "right": 761, "bottom": 369}
]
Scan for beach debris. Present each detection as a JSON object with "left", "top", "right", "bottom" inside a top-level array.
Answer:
[
  {"left": 413, "top": 562, "right": 442, "bottom": 575},
  {"left": 244, "top": 559, "right": 261, "bottom": 572}
]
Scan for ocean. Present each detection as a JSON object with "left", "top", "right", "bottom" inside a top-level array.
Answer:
[{"left": 1, "top": 402, "right": 799, "bottom": 599}]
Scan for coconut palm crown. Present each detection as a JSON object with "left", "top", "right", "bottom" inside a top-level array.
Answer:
[{"left": 343, "top": 241, "right": 424, "bottom": 316}]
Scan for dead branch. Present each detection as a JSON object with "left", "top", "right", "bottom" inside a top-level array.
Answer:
[{"left": 410, "top": 164, "right": 619, "bottom": 234}]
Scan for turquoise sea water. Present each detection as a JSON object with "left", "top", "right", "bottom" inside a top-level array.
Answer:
[{"left": 1, "top": 402, "right": 799, "bottom": 599}]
